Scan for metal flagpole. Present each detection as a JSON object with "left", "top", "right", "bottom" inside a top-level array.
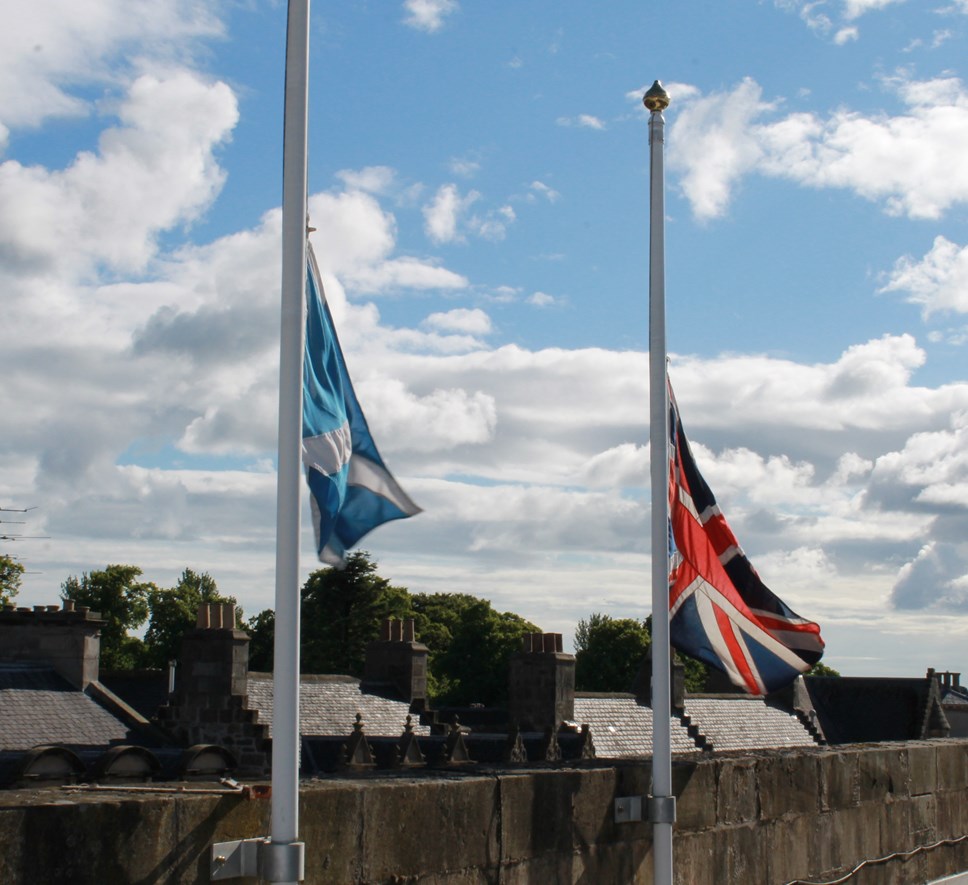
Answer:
[
  {"left": 645, "top": 79, "right": 675, "bottom": 885},
  {"left": 268, "top": 0, "right": 310, "bottom": 881}
]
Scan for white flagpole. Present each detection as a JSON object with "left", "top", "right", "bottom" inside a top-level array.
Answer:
[
  {"left": 269, "top": 0, "right": 309, "bottom": 882},
  {"left": 646, "top": 79, "right": 675, "bottom": 885}
]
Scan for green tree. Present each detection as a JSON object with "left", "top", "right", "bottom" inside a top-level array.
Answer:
[
  {"left": 411, "top": 593, "right": 538, "bottom": 707},
  {"left": 300, "top": 551, "right": 411, "bottom": 675},
  {"left": 807, "top": 661, "right": 841, "bottom": 677},
  {"left": 574, "top": 613, "right": 651, "bottom": 692},
  {"left": 246, "top": 609, "right": 275, "bottom": 672},
  {"left": 141, "top": 569, "right": 237, "bottom": 668},
  {"left": 61, "top": 565, "right": 154, "bottom": 669},
  {"left": 0, "top": 553, "right": 24, "bottom": 604}
]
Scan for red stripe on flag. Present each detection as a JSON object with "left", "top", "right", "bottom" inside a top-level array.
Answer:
[{"left": 713, "top": 602, "right": 760, "bottom": 694}]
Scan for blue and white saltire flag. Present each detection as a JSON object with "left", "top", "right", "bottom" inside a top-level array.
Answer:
[{"left": 302, "top": 246, "right": 421, "bottom": 566}]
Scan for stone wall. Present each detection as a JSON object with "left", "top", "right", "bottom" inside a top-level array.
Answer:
[{"left": 3, "top": 740, "right": 968, "bottom": 884}]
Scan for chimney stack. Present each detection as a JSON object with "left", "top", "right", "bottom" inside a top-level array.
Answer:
[
  {"left": 508, "top": 631, "right": 575, "bottom": 732},
  {"left": 363, "top": 618, "right": 429, "bottom": 710},
  {"left": 0, "top": 604, "right": 104, "bottom": 689},
  {"left": 155, "top": 605, "right": 267, "bottom": 772}
]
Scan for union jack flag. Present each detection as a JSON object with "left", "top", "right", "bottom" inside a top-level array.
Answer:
[{"left": 667, "top": 382, "right": 824, "bottom": 695}]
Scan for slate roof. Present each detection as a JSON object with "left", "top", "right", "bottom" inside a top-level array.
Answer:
[
  {"left": 573, "top": 694, "right": 697, "bottom": 757},
  {"left": 0, "top": 664, "right": 138, "bottom": 751},
  {"left": 683, "top": 696, "right": 818, "bottom": 752},
  {"left": 573, "top": 692, "right": 819, "bottom": 758},
  {"left": 247, "top": 673, "right": 430, "bottom": 740}
]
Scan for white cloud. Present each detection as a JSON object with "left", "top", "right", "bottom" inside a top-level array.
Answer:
[
  {"left": 402, "top": 0, "right": 458, "bottom": 33},
  {"left": 422, "top": 183, "right": 478, "bottom": 243},
  {"left": 556, "top": 114, "right": 606, "bottom": 130},
  {"left": 468, "top": 204, "right": 516, "bottom": 241},
  {"left": 335, "top": 166, "right": 397, "bottom": 195},
  {"left": 671, "top": 74, "right": 968, "bottom": 220},
  {"left": 0, "top": 0, "right": 222, "bottom": 137},
  {"left": 529, "top": 180, "right": 560, "bottom": 202},
  {"left": 422, "top": 185, "right": 516, "bottom": 244},
  {"left": 834, "top": 26, "right": 859, "bottom": 43},
  {"left": 880, "top": 236, "right": 968, "bottom": 316},
  {"left": 527, "top": 291, "right": 557, "bottom": 307},
  {"left": 449, "top": 157, "right": 480, "bottom": 178},
  {"left": 309, "top": 190, "right": 468, "bottom": 294},
  {"left": 669, "top": 77, "right": 771, "bottom": 221},
  {"left": 423, "top": 308, "right": 492, "bottom": 335},
  {"left": 0, "top": 70, "right": 237, "bottom": 277},
  {"left": 843, "top": 0, "right": 905, "bottom": 19}
]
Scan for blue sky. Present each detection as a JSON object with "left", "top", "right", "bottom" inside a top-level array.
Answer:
[{"left": 3, "top": 0, "right": 968, "bottom": 679}]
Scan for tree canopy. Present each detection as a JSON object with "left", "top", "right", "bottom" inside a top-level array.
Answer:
[
  {"left": 60, "top": 564, "right": 236, "bottom": 670},
  {"left": 575, "top": 613, "right": 712, "bottom": 694},
  {"left": 299, "top": 551, "right": 412, "bottom": 676},
  {"left": 141, "top": 569, "right": 237, "bottom": 669},
  {"left": 0, "top": 553, "right": 24, "bottom": 604},
  {"left": 246, "top": 552, "right": 538, "bottom": 707},
  {"left": 410, "top": 592, "right": 537, "bottom": 707},
  {"left": 574, "top": 613, "right": 651, "bottom": 693},
  {"left": 61, "top": 564, "right": 154, "bottom": 669}
]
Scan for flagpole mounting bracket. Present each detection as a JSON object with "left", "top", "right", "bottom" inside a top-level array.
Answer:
[
  {"left": 648, "top": 795, "right": 677, "bottom": 825},
  {"left": 210, "top": 838, "right": 305, "bottom": 882}
]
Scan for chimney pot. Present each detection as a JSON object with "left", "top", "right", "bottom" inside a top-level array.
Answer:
[
  {"left": 33, "top": 606, "right": 45, "bottom": 613},
  {"left": 530, "top": 632, "right": 544, "bottom": 654},
  {"left": 390, "top": 619, "right": 403, "bottom": 642},
  {"left": 196, "top": 605, "right": 210, "bottom": 629},
  {"left": 403, "top": 618, "right": 416, "bottom": 642},
  {"left": 381, "top": 619, "right": 392, "bottom": 641},
  {"left": 220, "top": 603, "right": 235, "bottom": 629},
  {"left": 63, "top": 600, "right": 75, "bottom": 612}
]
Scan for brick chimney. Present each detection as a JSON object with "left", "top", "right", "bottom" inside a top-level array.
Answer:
[
  {"left": 362, "top": 618, "right": 429, "bottom": 710},
  {"left": 508, "top": 632, "right": 575, "bottom": 732},
  {"left": 0, "top": 601, "right": 104, "bottom": 689},
  {"left": 155, "top": 604, "right": 267, "bottom": 772}
]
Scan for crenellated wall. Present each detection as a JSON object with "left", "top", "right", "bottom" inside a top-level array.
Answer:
[{"left": 2, "top": 740, "right": 968, "bottom": 884}]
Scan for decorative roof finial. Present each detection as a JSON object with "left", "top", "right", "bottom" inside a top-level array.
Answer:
[{"left": 643, "top": 80, "right": 671, "bottom": 112}]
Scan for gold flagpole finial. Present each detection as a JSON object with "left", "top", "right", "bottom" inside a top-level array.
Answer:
[{"left": 643, "top": 80, "right": 670, "bottom": 112}]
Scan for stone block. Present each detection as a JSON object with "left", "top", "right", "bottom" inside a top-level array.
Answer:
[
  {"left": 909, "top": 792, "right": 937, "bottom": 845},
  {"left": 673, "top": 758, "right": 718, "bottom": 830},
  {"left": 674, "top": 830, "right": 718, "bottom": 885},
  {"left": 937, "top": 789, "right": 968, "bottom": 836},
  {"left": 757, "top": 753, "right": 820, "bottom": 820},
  {"left": 907, "top": 743, "right": 938, "bottom": 796},
  {"left": 499, "top": 770, "right": 592, "bottom": 862},
  {"left": 857, "top": 747, "right": 910, "bottom": 802},
  {"left": 299, "top": 783, "right": 366, "bottom": 884},
  {"left": 716, "top": 758, "right": 758, "bottom": 824},
  {"left": 820, "top": 748, "right": 859, "bottom": 810},
  {"left": 815, "top": 805, "right": 869, "bottom": 876},
  {"left": 360, "top": 776, "right": 500, "bottom": 881},
  {"left": 937, "top": 741, "right": 968, "bottom": 792},
  {"left": 715, "top": 821, "right": 769, "bottom": 884}
]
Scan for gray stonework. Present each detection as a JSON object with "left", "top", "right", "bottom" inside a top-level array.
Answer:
[
  {"left": 0, "top": 602, "right": 103, "bottom": 689},
  {"left": 361, "top": 617, "right": 429, "bottom": 708},
  {"left": 3, "top": 740, "right": 968, "bottom": 884},
  {"left": 155, "top": 605, "right": 268, "bottom": 772},
  {"left": 508, "top": 631, "right": 576, "bottom": 732}
]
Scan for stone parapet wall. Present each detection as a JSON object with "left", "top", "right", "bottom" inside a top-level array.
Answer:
[{"left": 3, "top": 740, "right": 968, "bottom": 884}]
